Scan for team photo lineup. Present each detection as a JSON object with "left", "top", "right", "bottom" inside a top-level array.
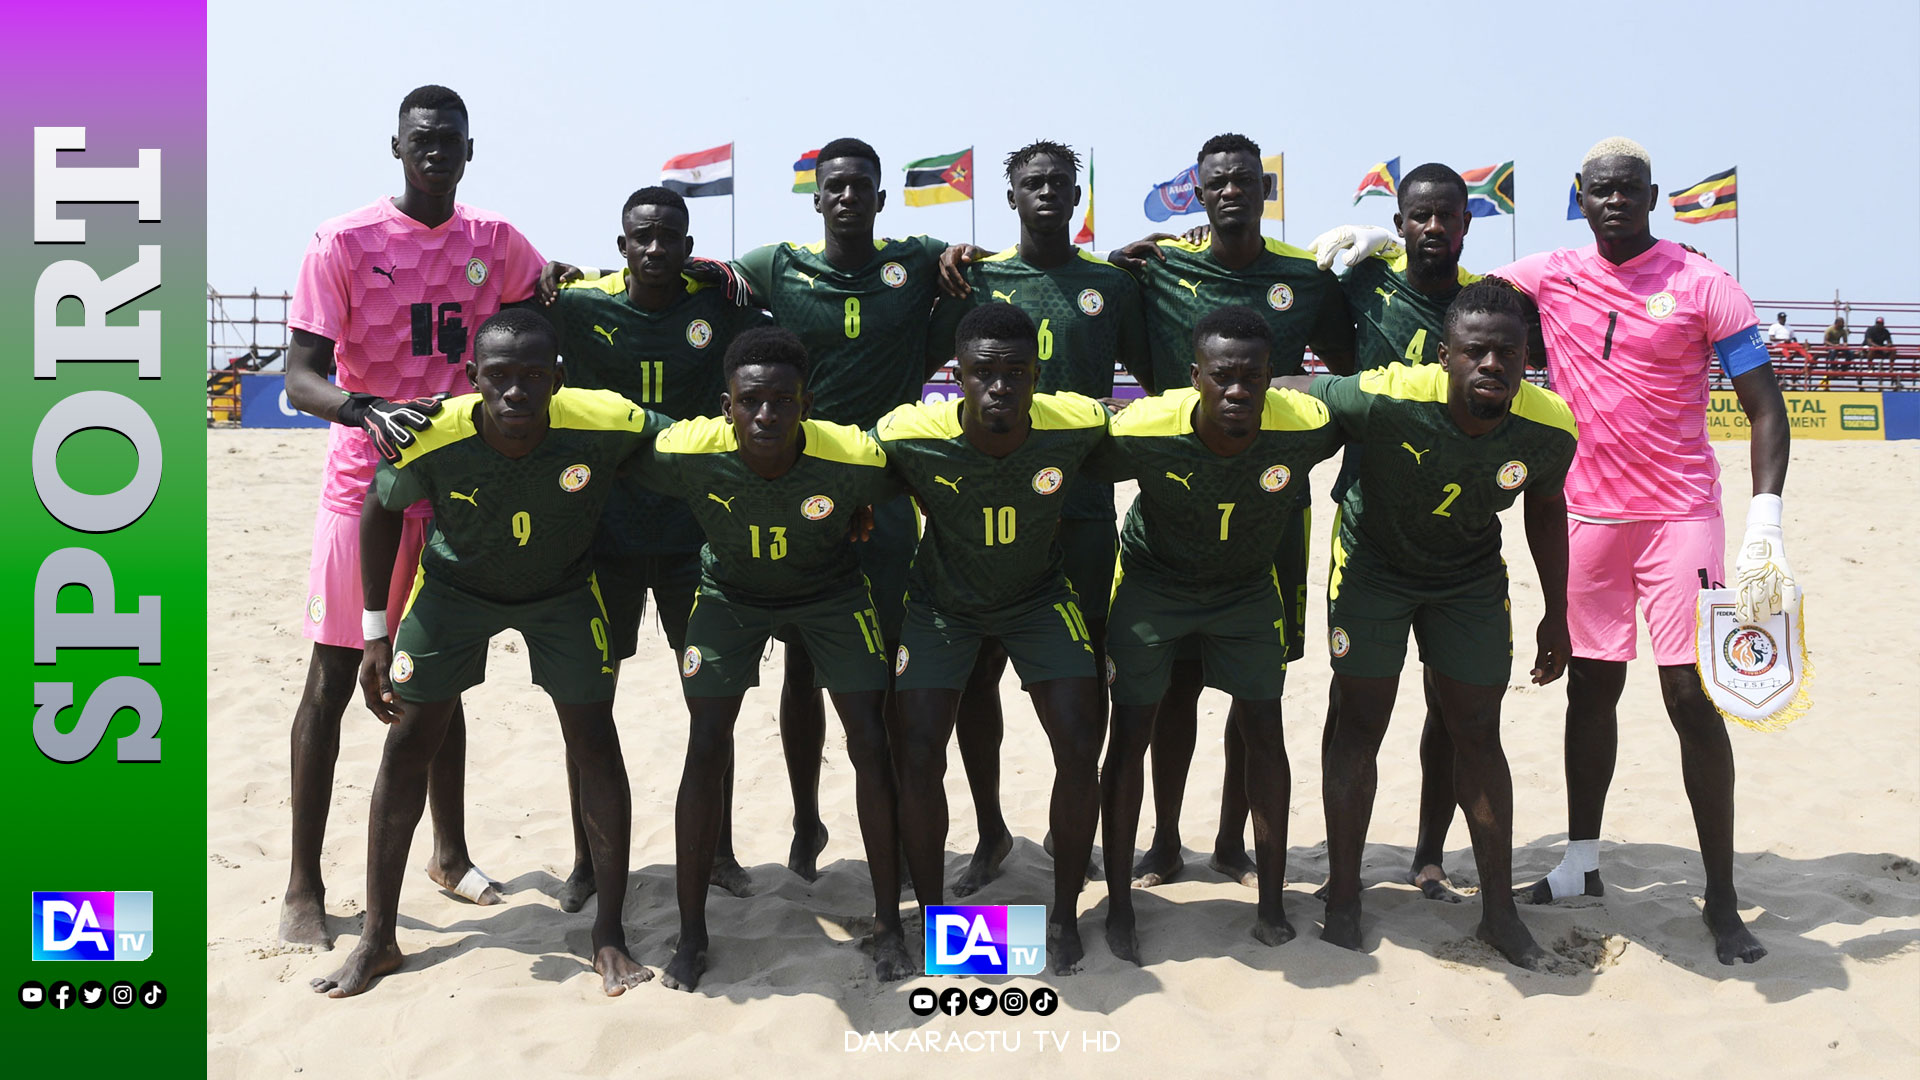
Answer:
[{"left": 277, "top": 83, "right": 1804, "bottom": 1001}]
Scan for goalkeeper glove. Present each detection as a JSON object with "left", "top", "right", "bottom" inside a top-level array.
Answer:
[
  {"left": 685, "top": 257, "right": 755, "bottom": 307},
  {"left": 1309, "top": 224, "right": 1401, "bottom": 276},
  {"left": 1733, "top": 493, "right": 1796, "bottom": 623},
  {"left": 337, "top": 393, "right": 444, "bottom": 463}
]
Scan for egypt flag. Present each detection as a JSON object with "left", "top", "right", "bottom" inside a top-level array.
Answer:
[
  {"left": 792, "top": 149, "right": 819, "bottom": 194},
  {"left": 904, "top": 148, "right": 974, "bottom": 206},
  {"left": 1352, "top": 157, "right": 1399, "bottom": 204},
  {"left": 660, "top": 143, "right": 733, "bottom": 198},
  {"left": 1463, "top": 160, "right": 1516, "bottom": 217},
  {"left": 1671, "top": 167, "right": 1737, "bottom": 223}
]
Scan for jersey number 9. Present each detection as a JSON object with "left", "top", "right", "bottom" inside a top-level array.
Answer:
[{"left": 512, "top": 510, "right": 532, "bottom": 545}]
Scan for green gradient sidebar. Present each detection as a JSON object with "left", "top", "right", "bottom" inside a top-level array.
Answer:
[{"left": 2, "top": 5, "right": 208, "bottom": 1069}]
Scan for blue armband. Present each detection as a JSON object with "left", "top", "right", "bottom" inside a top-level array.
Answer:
[{"left": 1715, "top": 326, "right": 1770, "bottom": 378}]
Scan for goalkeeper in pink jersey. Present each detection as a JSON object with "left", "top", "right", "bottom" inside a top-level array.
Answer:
[
  {"left": 1495, "top": 138, "right": 1789, "bottom": 966},
  {"left": 278, "top": 85, "right": 545, "bottom": 948}
]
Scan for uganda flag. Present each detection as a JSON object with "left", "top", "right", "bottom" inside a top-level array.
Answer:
[
  {"left": 1462, "top": 160, "right": 1515, "bottom": 217},
  {"left": 792, "top": 149, "right": 819, "bottom": 194},
  {"left": 1671, "top": 167, "right": 1737, "bottom": 223},
  {"left": 904, "top": 148, "right": 973, "bottom": 206}
]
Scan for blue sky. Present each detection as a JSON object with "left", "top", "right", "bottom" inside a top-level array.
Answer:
[{"left": 211, "top": 0, "right": 1918, "bottom": 314}]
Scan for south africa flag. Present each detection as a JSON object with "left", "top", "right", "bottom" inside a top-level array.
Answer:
[
  {"left": 1462, "top": 160, "right": 1515, "bottom": 217},
  {"left": 904, "top": 148, "right": 973, "bottom": 206}
]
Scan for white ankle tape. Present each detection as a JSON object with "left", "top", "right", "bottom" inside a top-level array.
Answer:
[{"left": 1543, "top": 839, "right": 1600, "bottom": 900}]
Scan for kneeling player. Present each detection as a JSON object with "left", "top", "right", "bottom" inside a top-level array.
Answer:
[
  {"left": 1284, "top": 281, "right": 1577, "bottom": 969},
  {"left": 634, "top": 327, "right": 910, "bottom": 991},
  {"left": 314, "top": 310, "right": 665, "bottom": 998},
  {"left": 878, "top": 303, "right": 1109, "bottom": 974},
  {"left": 1095, "top": 307, "right": 1341, "bottom": 961}
]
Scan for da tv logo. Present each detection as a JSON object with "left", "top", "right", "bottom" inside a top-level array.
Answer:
[
  {"left": 31, "top": 892, "right": 153, "bottom": 961},
  {"left": 923, "top": 905, "right": 1045, "bottom": 975}
]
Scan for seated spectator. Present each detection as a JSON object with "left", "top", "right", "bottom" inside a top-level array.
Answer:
[
  {"left": 1824, "top": 318, "right": 1854, "bottom": 368},
  {"left": 1767, "top": 312, "right": 1810, "bottom": 364},
  {"left": 1863, "top": 317, "right": 1895, "bottom": 362}
]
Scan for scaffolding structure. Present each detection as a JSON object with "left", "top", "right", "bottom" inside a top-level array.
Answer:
[{"left": 207, "top": 287, "right": 291, "bottom": 424}]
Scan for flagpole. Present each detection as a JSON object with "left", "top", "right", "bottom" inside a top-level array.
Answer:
[
  {"left": 969, "top": 145, "right": 976, "bottom": 248},
  {"left": 729, "top": 140, "right": 737, "bottom": 259},
  {"left": 1511, "top": 213, "right": 1516, "bottom": 263},
  {"left": 1088, "top": 147, "right": 1095, "bottom": 248},
  {"left": 1733, "top": 169, "right": 1741, "bottom": 280},
  {"left": 1279, "top": 152, "right": 1286, "bottom": 244}
]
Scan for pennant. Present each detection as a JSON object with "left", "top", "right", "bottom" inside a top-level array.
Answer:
[{"left": 1074, "top": 156, "right": 1095, "bottom": 246}]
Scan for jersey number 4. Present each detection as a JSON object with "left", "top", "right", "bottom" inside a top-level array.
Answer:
[{"left": 410, "top": 302, "right": 467, "bottom": 365}]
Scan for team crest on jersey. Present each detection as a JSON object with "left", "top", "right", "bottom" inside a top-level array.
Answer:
[
  {"left": 1646, "top": 291, "right": 1676, "bottom": 319},
  {"left": 1260, "top": 464, "right": 1291, "bottom": 492},
  {"left": 466, "top": 258, "right": 488, "bottom": 286},
  {"left": 307, "top": 595, "right": 326, "bottom": 623},
  {"left": 881, "top": 262, "right": 907, "bottom": 288},
  {"left": 802, "top": 494, "right": 835, "bottom": 520},
  {"left": 1267, "top": 283, "right": 1295, "bottom": 311},
  {"left": 686, "top": 318, "right": 714, "bottom": 348},
  {"left": 1496, "top": 460, "right": 1528, "bottom": 490},
  {"left": 560, "top": 464, "right": 592, "bottom": 492},
  {"left": 392, "top": 650, "right": 415, "bottom": 683},
  {"left": 681, "top": 647, "right": 702, "bottom": 677},
  {"left": 1077, "top": 288, "right": 1105, "bottom": 316},
  {"left": 1032, "top": 467, "right": 1064, "bottom": 495},
  {"left": 1104, "top": 655, "right": 1116, "bottom": 686},
  {"left": 1722, "top": 625, "right": 1778, "bottom": 676},
  {"left": 1329, "top": 627, "right": 1351, "bottom": 658},
  {"left": 894, "top": 645, "right": 910, "bottom": 676}
]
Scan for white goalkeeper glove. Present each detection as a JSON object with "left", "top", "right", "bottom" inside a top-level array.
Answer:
[
  {"left": 1733, "top": 494, "right": 1796, "bottom": 623},
  {"left": 1309, "top": 224, "right": 1402, "bottom": 276}
]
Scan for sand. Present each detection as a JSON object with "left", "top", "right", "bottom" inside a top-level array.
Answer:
[{"left": 208, "top": 431, "right": 1920, "bottom": 1078}]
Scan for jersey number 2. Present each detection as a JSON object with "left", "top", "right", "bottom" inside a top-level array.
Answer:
[{"left": 1431, "top": 483, "right": 1461, "bottom": 518}]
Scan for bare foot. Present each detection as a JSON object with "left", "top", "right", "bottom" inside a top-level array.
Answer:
[
  {"left": 660, "top": 940, "right": 707, "bottom": 992},
  {"left": 427, "top": 861, "right": 503, "bottom": 906},
  {"left": 953, "top": 828, "right": 1013, "bottom": 897},
  {"left": 1408, "top": 865, "right": 1464, "bottom": 904},
  {"left": 1048, "top": 918, "right": 1085, "bottom": 975},
  {"left": 1209, "top": 847, "right": 1258, "bottom": 888},
  {"left": 594, "top": 944, "right": 652, "bottom": 996},
  {"left": 788, "top": 822, "right": 829, "bottom": 882},
  {"left": 1105, "top": 911, "right": 1140, "bottom": 965},
  {"left": 871, "top": 928, "right": 916, "bottom": 982},
  {"left": 279, "top": 889, "right": 333, "bottom": 949},
  {"left": 1704, "top": 904, "right": 1767, "bottom": 965},
  {"left": 1251, "top": 915, "right": 1296, "bottom": 947},
  {"left": 558, "top": 862, "right": 596, "bottom": 913},
  {"left": 1321, "top": 901, "right": 1363, "bottom": 951},
  {"left": 310, "top": 939, "right": 404, "bottom": 998},
  {"left": 710, "top": 855, "right": 755, "bottom": 898},
  {"left": 1517, "top": 869, "right": 1604, "bottom": 905},
  {"left": 1131, "top": 843, "right": 1184, "bottom": 888},
  {"left": 1476, "top": 916, "right": 1548, "bottom": 971}
]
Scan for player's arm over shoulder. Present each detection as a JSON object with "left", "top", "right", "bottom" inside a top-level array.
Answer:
[{"left": 1032, "top": 390, "right": 1111, "bottom": 434}]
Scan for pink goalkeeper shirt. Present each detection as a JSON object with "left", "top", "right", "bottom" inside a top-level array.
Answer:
[
  {"left": 289, "top": 199, "right": 542, "bottom": 516},
  {"left": 1497, "top": 239, "right": 1759, "bottom": 520}
]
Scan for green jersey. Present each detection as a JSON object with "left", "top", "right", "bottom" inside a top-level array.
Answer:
[
  {"left": 636, "top": 416, "right": 900, "bottom": 608},
  {"left": 1311, "top": 363, "right": 1577, "bottom": 588},
  {"left": 375, "top": 388, "right": 669, "bottom": 603},
  {"left": 928, "top": 247, "right": 1149, "bottom": 522},
  {"left": 548, "top": 269, "right": 772, "bottom": 556},
  {"left": 874, "top": 392, "right": 1109, "bottom": 614},
  {"left": 1095, "top": 387, "right": 1342, "bottom": 592},
  {"left": 734, "top": 235, "right": 947, "bottom": 429},
  {"left": 1339, "top": 253, "right": 1480, "bottom": 371},
  {"left": 1129, "top": 236, "right": 1353, "bottom": 391}
]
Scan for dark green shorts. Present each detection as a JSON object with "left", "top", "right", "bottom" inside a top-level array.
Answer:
[
  {"left": 855, "top": 494, "right": 917, "bottom": 644},
  {"left": 680, "top": 583, "right": 890, "bottom": 697},
  {"left": 1327, "top": 557, "right": 1512, "bottom": 687},
  {"left": 595, "top": 550, "right": 700, "bottom": 659},
  {"left": 1058, "top": 518, "right": 1118, "bottom": 621},
  {"left": 894, "top": 579, "right": 1099, "bottom": 692},
  {"left": 1173, "top": 502, "right": 1310, "bottom": 664},
  {"left": 392, "top": 574, "right": 615, "bottom": 705},
  {"left": 1107, "top": 569, "right": 1290, "bottom": 706}
]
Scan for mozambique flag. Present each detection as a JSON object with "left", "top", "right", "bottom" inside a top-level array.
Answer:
[
  {"left": 1352, "top": 156, "right": 1399, "bottom": 204},
  {"left": 1463, "top": 160, "right": 1515, "bottom": 217},
  {"left": 792, "top": 149, "right": 819, "bottom": 194},
  {"left": 1074, "top": 156, "right": 1095, "bottom": 245},
  {"left": 1671, "top": 167, "right": 1737, "bottom": 223},
  {"left": 904, "top": 148, "right": 973, "bottom": 206}
]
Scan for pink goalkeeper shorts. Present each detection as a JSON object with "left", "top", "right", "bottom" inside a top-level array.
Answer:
[
  {"left": 1566, "top": 515, "right": 1725, "bottom": 666},
  {"left": 302, "top": 505, "right": 431, "bottom": 649}
]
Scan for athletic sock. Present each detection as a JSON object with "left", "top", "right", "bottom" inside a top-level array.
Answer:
[{"left": 1542, "top": 838, "right": 1600, "bottom": 900}]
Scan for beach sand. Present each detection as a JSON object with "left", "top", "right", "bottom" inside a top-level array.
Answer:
[{"left": 208, "top": 432, "right": 1920, "bottom": 1078}]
